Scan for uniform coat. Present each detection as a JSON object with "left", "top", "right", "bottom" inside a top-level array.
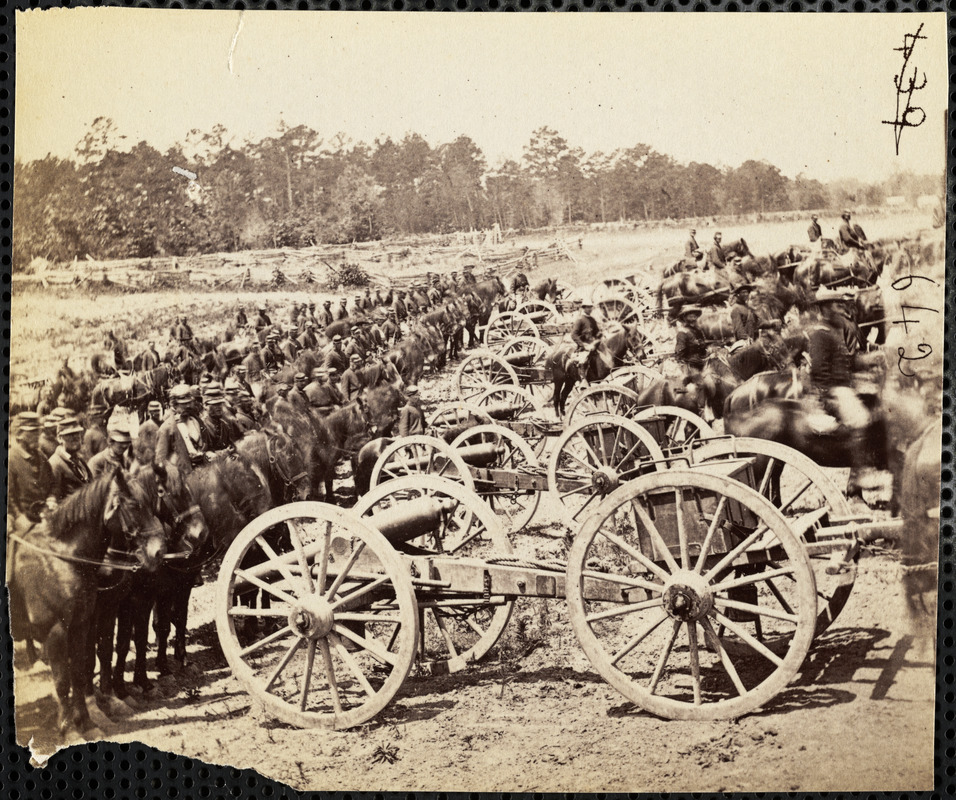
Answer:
[{"left": 49, "top": 446, "right": 92, "bottom": 501}]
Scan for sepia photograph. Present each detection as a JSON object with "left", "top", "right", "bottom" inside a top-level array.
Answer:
[{"left": 7, "top": 9, "right": 947, "bottom": 792}]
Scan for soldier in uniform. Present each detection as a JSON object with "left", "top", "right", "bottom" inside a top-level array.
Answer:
[
  {"left": 808, "top": 214, "right": 822, "bottom": 243},
  {"left": 304, "top": 367, "right": 343, "bottom": 416},
  {"left": 8, "top": 413, "right": 56, "bottom": 535},
  {"left": 235, "top": 304, "right": 248, "bottom": 329},
  {"left": 729, "top": 284, "right": 759, "bottom": 344},
  {"left": 297, "top": 321, "right": 319, "bottom": 351},
  {"left": 279, "top": 325, "right": 300, "bottom": 364},
  {"left": 708, "top": 232, "right": 727, "bottom": 270},
  {"left": 137, "top": 400, "right": 165, "bottom": 455},
  {"left": 289, "top": 373, "right": 309, "bottom": 407},
  {"left": 155, "top": 384, "right": 209, "bottom": 475},
  {"left": 380, "top": 310, "right": 401, "bottom": 346},
  {"left": 49, "top": 415, "right": 92, "bottom": 501},
  {"left": 317, "top": 299, "right": 334, "bottom": 328},
  {"left": 462, "top": 265, "right": 477, "bottom": 286},
  {"left": 325, "top": 334, "right": 349, "bottom": 375},
  {"left": 200, "top": 384, "right": 242, "bottom": 458},
  {"left": 88, "top": 427, "right": 132, "bottom": 478},
  {"left": 570, "top": 301, "right": 601, "bottom": 370},
  {"left": 333, "top": 297, "right": 349, "bottom": 322},
  {"left": 82, "top": 402, "right": 110, "bottom": 461},
  {"left": 397, "top": 386, "right": 425, "bottom": 437},
  {"left": 838, "top": 210, "right": 865, "bottom": 252},
  {"left": 392, "top": 290, "right": 408, "bottom": 325},
  {"left": 231, "top": 364, "right": 254, "bottom": 397},
  {"left": 261, "top": 330, "right": 287, "bottom": 372},
  {"left": 341, "top": 354, "right": 366, "bottom": 402},
  {"left": 684, "top": 228, "right": 699, "bottom": 258},
  {"left": 233, "top": 388, "right": 260, "bottom": 433},
  {"left": 674, "top": 305, "right": 707, "bottom": 375},
  {"left": 39, "top": 415, "right": 61, "bottom": 459},
  {"left": 253, "top": 304, "right": 272, "bottom": 331}
]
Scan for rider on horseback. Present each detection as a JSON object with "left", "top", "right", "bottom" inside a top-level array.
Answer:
[
  {"left": 674, "top": 305, "right": 707, "bottom": 378},
  {"left": 570, "top": 301, "right": 601, "bottom": 372}
]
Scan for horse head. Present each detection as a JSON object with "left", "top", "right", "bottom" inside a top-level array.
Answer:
[
  {"left": 147, "top": 462, "right": 209, "bottom": 561},
  {"left": 106, "top": 468, "right": 168, "bottom": 573},
  {"left": 264, "top": 429, "right": 313, "bottom": 502}
]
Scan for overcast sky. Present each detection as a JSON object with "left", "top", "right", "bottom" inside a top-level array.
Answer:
[{"left": 15, "top": 10, "right": 948, "bottom": 183}]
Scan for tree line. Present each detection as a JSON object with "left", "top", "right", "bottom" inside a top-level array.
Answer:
[{"left": 13, "top": 118, "right": 940, "bottom": 270}]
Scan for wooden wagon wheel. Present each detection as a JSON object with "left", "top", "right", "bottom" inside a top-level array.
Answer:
[
  {"left": 632, "top": 405, "right": 716, "bottom": 453},
  {"left": 215, "top": 502, "right": 418, "bottom": 729},
  {"left": 564, "top": 384, "right": 641, "bottom": 425},
  {"left": 547, "top": 414, "right": 666, "bottom": 528},
  {"left": 609, "top": 364, "right": 664, "bottom": 395},
  {"left": 566, "top": 469, "right": 817, "bottom": 720},
  {"left": 484, "top": 312, "right": 540, "bottom": 349},
  {"left": 426, "top": 402, "right": 493, "bottom": 443},
  {"left": 554, "top": 280, "right": 584, "bottom": 308},
  {"left": 355, "top": 476, "right": 514, "bottom": 674},
  {"left": 591, "top": 280, "right": 635, "bottom": 305},
  {"left": 496, "top": 335, "right": 550, "bottom": 366},
  {"left": 515, "top": 300, "right": 560, "bottom": 327},
  {"left": 452, "top": 424, "right": 543, "bottom": 533},
  {"left": 474, "top": 384, "right": 543, "bottom": 418},
  {"left": 690, "top": 437, "right": 855, "bottom": 635},
  {"left": 454, "top": 349, "right": 520, "bottom": 402},
  {"left": 596, "top": 296, "right": 642, "bottom": 326},
  {"left": 370, "top": 435, "right": 475, "bottom": 490}
]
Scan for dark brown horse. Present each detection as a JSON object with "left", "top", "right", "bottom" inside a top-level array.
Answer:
[
  {"left": 546, "top": 323, "right": 650, "bottom": 417},
  {"left": 95, "top": 464, "right": 208, "bottom": 701},
  {"left": 9, "top": 470, "right": 166, "bottom": 736}
]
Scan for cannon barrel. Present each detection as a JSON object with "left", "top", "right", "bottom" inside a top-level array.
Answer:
[
  {"left": 369, "top": 498, "right": 457, "bottom": 544},
  {"left": 502, "top": 352, "right": 536, "bottom": 368},
  {"left": 456, "top": 442, "right": 505, "bottom": 467},
  {"left": 481, "top": 402, "right": 525, "bottom": 421}
]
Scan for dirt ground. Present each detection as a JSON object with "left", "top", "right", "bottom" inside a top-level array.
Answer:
[{"left": 8, "top": 211, "right": 942, "bottom": 791}]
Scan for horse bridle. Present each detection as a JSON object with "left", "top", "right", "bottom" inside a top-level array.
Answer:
[{"left": 266, "top": 433, "right": 309, "bottom": 496}]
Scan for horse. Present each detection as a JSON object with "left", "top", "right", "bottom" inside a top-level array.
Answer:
[
  {"left": 95, "top": 464, "right": 208, "bottom": 701},
  {"left": 546, "top": 323, "right": 648, "bottom": 418},
  {"left": 148, "top": 452, "right": 276, "bottom": 677},
  {"left": 8, "top": 469, "right": 167, "bottom": 736},
  {"left": 656, "top": 270, "right": 733, "bottom": 318}
]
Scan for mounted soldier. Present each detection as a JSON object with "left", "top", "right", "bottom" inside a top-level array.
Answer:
[
  {"left": 325, "top": 334, "right": 349, "bottom": 375},
  {"left": 570, "top": 301, "right": 602, "bottom": 371},
  {"left": 88, "top": 427, "right": 132, "bottom": 478},
  {"left": 808, "top": 214, "right": 822, "bottom": 243},
  {"left": 317, "top": 299, "right": 334, "bottom": 328},
  {"left": 729, "top": 284, "right": 759, "bottom": 345},
  {"left": 200, "top": 383, "right": 242, "bottom": 457},
  {"left": 304, "top": 367, "right": 343, "bottom": 417},
  {"left": 8, "top": 412, "right": 56, "bottom": 538},
  {"left": 82, "top": 401, "right": 109, "bottom": 461},
  {"left": 155, "top": 384, "right": 209, "bottom": 476},
  {"left": 253, "top": 303, "right": 272, "bottom": 332},
  {"left": 674, "top": 305, "right": 707, "bottom": 376},
  {"left": 684, "top": 228, "right": 699, "bottom": 258},
  {"left": 397, "top": 385, "right": 426, "bottom": 437},
  {"left": 707, "top": 232, "right": 727, "bottom": 270},
  {"left": 341, "top": 354, "right": 366, "bottom": 402},
  {"left": 48, "top": 415, "right": 92, "bottom": 502}
]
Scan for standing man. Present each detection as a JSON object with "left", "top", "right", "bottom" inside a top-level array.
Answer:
[
  {"left": 333, "top": 297, "right": 349, "bottom": 322},
  {"left": 807, "top": 214, "right": 822, "bottom": 243},
  {"left": 729, "top": 285, "right": 759, "bottom": 344},
  {"left": 48, "top": 415, "right": 92, "bottom": 501},
  {"left": 397, "top": 386, "right": 426, "bottom": 437},
  {"left": 88, "top": 428, "right": 132, "bottom": 478},
  {"left": 684, "top": 228, "right": 699, "bottom": 258},
  {"left": 708, "top": 232, "right": 727, "bottom": 270},
  {"left": 155, "top": 384, "right": 209, "bottom": 475},
  {"left": 8, "top": 413, "right": 56, "bottom": 534},
  {"left": 674, "top": 305, "right": 707, "bottom": 376}
]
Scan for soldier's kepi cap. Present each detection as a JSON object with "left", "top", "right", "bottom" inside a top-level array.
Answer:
[
  {"left": 332, "top": 334, "right": 343, "bottom": 342},
  {"left": 16, "top": 412, "right": 42, "bottom": 432},
  {"left": 148, "top": 400, "right": 163, "bottom": 411},
  {"left": 678, "top": 304, "right": 703, "bottom": 318},
  {"left": 57, "top": 416, "right": 85, "bottom": 436},
  {"left": 169, "top": 384, "right": 192, "bottom": 403},
  {"left": 204, "top": 390, "right": 227, "bottom": 405},
  {"left": 42, "top": 414, "right": 59, "bottom": 431},
  {"left": 294, "top": 372, "right": 307, "bottom": 382},
  {"left": 732, "top": 283, "right": 755, "bottom": 294},
  {"left": 759, "top": 319, "right": 782, "bottom": 331},
  {"left": 109, "top": 428, "right": 132, "bottom": 444},
  {"left": 350, "top": 353, "right": 363, "bottom": 362},
  {"left": 814, "top": 287, "right": 847, "bottom": 305},
  {"left": 406, "top": 385, "right": 419, "bottom": 395}
]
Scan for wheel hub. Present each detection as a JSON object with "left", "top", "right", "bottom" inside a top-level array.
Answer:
[
  {"left": 591, "top": 466, "right": 620, "bottom": 494},
  {"left": 662, "top": 570, "right": 714, "bottom": 622},
  {"left": 288, "top": 595, "right": 334, "bottom": 639}
]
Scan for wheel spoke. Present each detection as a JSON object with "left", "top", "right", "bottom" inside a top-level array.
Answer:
[
  {"left": 585, "top": 595, "right": 663, "bottom": 623},
  {"left": 239, "top": 624, "right": 294, "bottom": 658},
  {"left": 580, "top": 569, "right": 666, "bottom": 592},
  {"left": 609, "top": 609, "right": 668, "bottom": 666},
  {"left": 286, "top": 520, "right": 315, "bottom": 595},
  {"left": 712, "top": 611, "right": 785, "bottom": 667},
  {"left": 316, "top": 522, "right": 331, "bottom": 592},
  {"left": 432, "top": 610, "right": 460, "bottom": 659},
  {"left": 715, "top": 597, "right": 799, "bottom": 625},
  {"left": 335, "top": 612, "right": 403, "bottom": 624},
  {"left": 700, "top": 617, "right": 747, "bottom": 696},
  {"left": 330, "top": 574, "right": 390, "bottom": 612},
  {"left": 631, "top": 500, "right": 680, "bottom": 574},
  {"left": 702, "top": 524, "right": 771, "bottom": 582},
  {"left": 254, "top": 535, "right": 303, "bottom": 596},
  {"left": 647, "top": 620, "right": 681, "bottom": 695},
  {"left": 778, "top": 479, "right": 814, "bottom": 514},
  {"left": 317, "top": 638, "right": 342, "bottom": 714},
  {"left": 559, "top": 483, "right": 593, "bottom": 501},
  {"left": 324, "top": 540, "right": 367, "bottom": 600},
  {"left": 234, "top": 568, "right": 298, "bottom": 606},
  {"left": 299, "top": 640, "right": 317, "bottom": 711},
  {"left": 229, "top": 606, "right": 291, "bottom": 617},
  {"left": 711, "top": 565, "right": 796, "bottom": 593},
  {"left": 329, "top": 632, "right": 376, "bottom": 698},
  {"left": 764, "top": 578, "right": 796, "bottom": 616},
  {"left": 687, "top": 622, "right": 702, "bottom": 706},
  {"left": 570, "top": 489, "right": 600, "bottom": 522},
  {"left": 675, "top": 489, "right": 690, "bottom": 570},
  {"left": 332, "top": 623, "right": 398, "bottom": 666},
  {"left": 263, "top": 638, "right": 303, "bottom": 692},
  {"left": 693, "top": 494, "right": 729, "bottom": 574}
]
